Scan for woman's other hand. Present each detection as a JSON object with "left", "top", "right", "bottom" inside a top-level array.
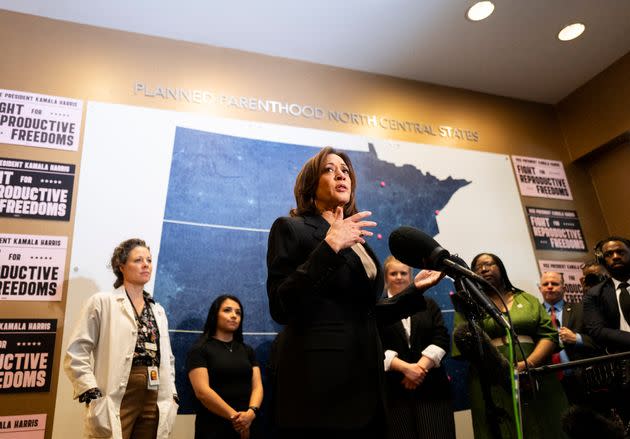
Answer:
[{"left": 413, "top": 269, "right": 445, "bottom": 291}]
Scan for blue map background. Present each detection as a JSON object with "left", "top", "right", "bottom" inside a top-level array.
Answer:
[{"left": 154, "top": 127, "right": 472, "bottom": 420}]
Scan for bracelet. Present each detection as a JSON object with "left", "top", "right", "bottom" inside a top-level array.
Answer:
[{"left": 248, "top": 406, "right": 259, "bottom": 415}]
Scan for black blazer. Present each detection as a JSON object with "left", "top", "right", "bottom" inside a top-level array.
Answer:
[
  {"left": 379, "top": 297, "right": 452, "bottom": 402},
  {"left": 266, "top": 215, "right": 428, "bottom": 430},
  {"left": 561, "top": 301, "right": 601, "bottom": 360},
  {"left": 583, "top": 278, "right": 630, "bottom": 352}
]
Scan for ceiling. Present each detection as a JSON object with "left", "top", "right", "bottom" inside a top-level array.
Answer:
[{"left": 2, "top": 0, "right": 630, "bottom": 104}]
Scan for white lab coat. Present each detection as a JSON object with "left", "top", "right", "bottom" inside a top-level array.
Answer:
[{"left": 64, "top": 288, "right": 178, "bottom": 438}]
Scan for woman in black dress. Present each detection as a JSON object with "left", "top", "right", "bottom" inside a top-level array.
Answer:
[
  {"left": 266, "top": 146, "right": 443, "bottom": 439},
  {"left": 188, "top": 295, "right": 263, "bottom": 439},
  {"left": 380, "top": 256, "right": 455, "bottom": 439}
]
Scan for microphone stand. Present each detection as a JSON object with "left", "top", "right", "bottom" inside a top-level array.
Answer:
[
  {"left": 524, "top": 350, "right": 630, "bottom": 375},
  {"left": 504, "top": 329, "right": 524, "bottom": 439},
  {"left": 453, "top": 276, "right": 524, "bottom": 439}
]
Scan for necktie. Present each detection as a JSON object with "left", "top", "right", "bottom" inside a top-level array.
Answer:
[
  {"left": 619, "top": 282, "right": 630, "bottom": 325},
  {"left": 549, "top": 305, "right": 564, "bottom": 379},
  {"left": 550, "top": 305, "right": 558, "bottom": 329}
]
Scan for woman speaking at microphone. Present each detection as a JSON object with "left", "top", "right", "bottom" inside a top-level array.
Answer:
[{"left": 266, "top": 146, "right": 444, "bottom": 439}]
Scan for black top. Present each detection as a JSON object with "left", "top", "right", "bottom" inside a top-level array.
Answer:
[{"left": 187, "top": 337, "right": 259, "bottom": 422}]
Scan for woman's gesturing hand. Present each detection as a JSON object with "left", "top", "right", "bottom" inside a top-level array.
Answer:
[
  {"left": 413, "top": 269, "right": 445, "bottom": 291},
  {"left": 323, "top": 207, "right": 377, "bottom": 253}
]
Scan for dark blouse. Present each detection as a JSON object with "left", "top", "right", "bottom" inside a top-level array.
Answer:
[{"left": 129, "top": 292, "right": 160, "bottom": 367}]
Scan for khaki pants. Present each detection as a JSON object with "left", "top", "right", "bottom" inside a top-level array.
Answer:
[{"left": 120, "top": 366, "right": 159, "bottom": 439}]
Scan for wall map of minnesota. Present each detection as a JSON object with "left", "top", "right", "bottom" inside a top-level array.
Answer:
[{"left": 153, "top": 127, "right": 470, "bottom": 413}]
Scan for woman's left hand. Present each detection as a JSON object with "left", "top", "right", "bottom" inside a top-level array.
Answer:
[
  {"left": 413, "top": 269, "right": 445, "bottom": 291},
  {"left": 231, "top": 410, "right": 255, "bottom": 432}
]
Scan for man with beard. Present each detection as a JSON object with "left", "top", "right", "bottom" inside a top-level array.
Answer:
[
  {"left": 583, "top": 237, "right": 630, "bottom": 352},
  {"left": 581, "top": 237, "right": 630, "bottom": 433}
]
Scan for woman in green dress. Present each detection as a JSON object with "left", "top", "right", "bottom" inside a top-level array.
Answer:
[{"left": 453, "top": 253, "right": 568, "bottom": 439}]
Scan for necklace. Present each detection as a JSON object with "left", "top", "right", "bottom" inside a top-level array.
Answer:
[{"left": 217, "top": 339, "right": 234, "bottom": 352}]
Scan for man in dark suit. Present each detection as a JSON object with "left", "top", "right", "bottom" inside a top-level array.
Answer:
[
  {"left": 540, "top": 271, "right": 601, "bottom": 404},
  {"left": 583, "top": 237, "right": 630, "bottom": 353},
  {"left": 582, "top": 236, "right": 630, "bottom": 428},
  {"left": 540, "top": 271, "right": 599, "bottom": 362}
]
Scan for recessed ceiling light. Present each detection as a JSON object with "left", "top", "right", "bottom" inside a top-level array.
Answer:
[
  {"left": 467, "top": 1, "right": 495, "bottom": 22},
  {"left": 558, "top": 23, "right": 585, "bottom": 41}
]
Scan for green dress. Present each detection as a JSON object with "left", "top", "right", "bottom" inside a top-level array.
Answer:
[{"left": 453, "top": 291, "right": 569, "bottom": 439}]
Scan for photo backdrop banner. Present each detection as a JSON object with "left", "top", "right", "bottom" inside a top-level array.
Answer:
[{"left": 58, "top": 102, "right": 539, "bottom": 433}]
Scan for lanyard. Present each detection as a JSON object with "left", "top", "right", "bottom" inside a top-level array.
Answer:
[{"left": 125, "top": 289, "right": 146, "bottom": 322}]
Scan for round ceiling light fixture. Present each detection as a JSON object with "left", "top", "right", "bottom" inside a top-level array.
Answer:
[
  {"left": 467, "top": 1, "right": 495, "bottom": 22},
  {"left": 558, "top": 22, "right": 585, "bottom": 41}
]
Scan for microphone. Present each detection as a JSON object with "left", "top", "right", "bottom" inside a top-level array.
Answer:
[
  {"left": 389, "top": 226, "right": 510, "bottom": 329},
  {"left": 388, "top": 226, "right": 487, "bottom": 285}
]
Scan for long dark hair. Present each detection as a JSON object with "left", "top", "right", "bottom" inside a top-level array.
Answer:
[
  {"left": 290, "top": 146, "right": 358, "bottom": 217},
  {"left": 471, "top": 252, "right": 522, "bottom": 293},
  {"left": 202, "top": 294, "right": 244, "bottom": 342},
  {"left": 110, "top": 238, "right": 149, "bottom": 289}
]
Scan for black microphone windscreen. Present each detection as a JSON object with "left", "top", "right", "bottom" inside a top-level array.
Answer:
[{"left": 389, "top": 226, "right": 440, "bottom": 269}]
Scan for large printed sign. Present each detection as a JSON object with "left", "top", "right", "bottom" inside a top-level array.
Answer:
[
  {"left": 0, "top": 157, "right": 75, "bottom": 221},
  {"left": 0, "top": 319, "right": 56, "bottom": 393},
  {"left": 0, "top": 234, "right": 67, "bottom": 301},
  {"left": 527, "top": 207, "right": 587, "bottom": 252},
  {"left": 0, "top": 414, "right": 46, "bottom": 439},
  {"left": 512, "top": 155, "right": 572, "bottom": 200},
  {"left": 0, "top": 88, "right": 83, "bottom": 151},
  {"left": 538, "top": 260, "right": 584, "bottom": 303}
]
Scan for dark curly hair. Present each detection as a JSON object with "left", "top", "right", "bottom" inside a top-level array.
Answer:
[
  {"left": 290, "top": 146, "right": 358, "bottom": 218},
  {"left": 202, "top": 294, "right": 244, "bottom": 342},
  {"left": 110, "top": 238, "right": 149, "bottom": 289}
]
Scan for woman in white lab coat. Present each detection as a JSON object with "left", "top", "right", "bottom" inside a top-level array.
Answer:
[{"left": 64, "top": 238, "right": 178, "bottom": 439}]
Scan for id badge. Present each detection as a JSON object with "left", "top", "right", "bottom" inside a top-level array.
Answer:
[
  {"left": 144, "top": 342, "right": 158, "bottom": 351},
  {"left": 147, "top": 366, "right": 159, "bottom": 390}
]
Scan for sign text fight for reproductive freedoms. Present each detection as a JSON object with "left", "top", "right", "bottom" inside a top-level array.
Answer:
[
  {"left": 527, "top": 207, "right": 587, "bottom": 252},
  {"left": 512, "top": 155, "right": 573, "bottom": 200},
  {"left": 0, "top": 233, "right": 67, "bottom": 301},
  {"left": 0, "top": 157, "right": 74, "bottom": 221},
  {"left": 0, "top": 319, "right": 56, "bottom": 393},
  {"left": 0, "top": 89, "right": 83, "bottom": 151}
]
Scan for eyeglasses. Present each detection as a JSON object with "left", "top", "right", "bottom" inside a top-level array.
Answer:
[{"left": 473, "top": 262, "right": 496, "bottom": 272}]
